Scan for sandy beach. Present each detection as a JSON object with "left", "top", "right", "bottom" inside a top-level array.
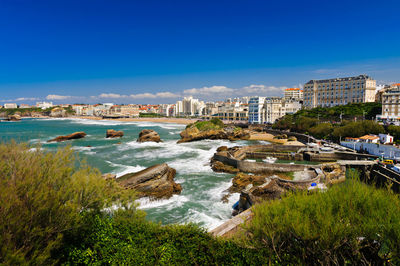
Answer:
[{"left": 249, "top": 132, "right": 305, "bottom": 146}]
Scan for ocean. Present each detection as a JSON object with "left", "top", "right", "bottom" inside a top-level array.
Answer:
[{"left": 0, "top": 118, "right": 266, "bottom": 230}]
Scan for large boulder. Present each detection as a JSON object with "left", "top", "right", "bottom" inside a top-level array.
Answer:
[
  {"left": 7, "top": 114, "right": 21, "bottom": 121},
  {"left": 177, "top": 124, "right": 250, "bottom": 143},
  {"left": 137, "top": 129, "right": 162, "bottom": 143},
  {"left": 47, "top": 132, "right": 87, "bottom": 142},
  {"left": 106, "top": 129, "right": 124, "bottom": 138},
  {"left": 117, "top": 163, "right": 181, "bottom": 199},
  {"left": 49, "top": 107, "right": 66, "bottom": 117}
]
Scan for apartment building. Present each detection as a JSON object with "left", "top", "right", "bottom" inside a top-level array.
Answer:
[
  {"left": 36, "top": 101, "right": 53, "bottom": 109},
  {"left": 284, "top": 88, "right": 303, "bottom": 101},
  {"left": 303, "top": 75, "right": 376, "bottom": 108},
  {"left": 248, "top": 96, "right": 265, "bottom": 124},
  {"left": 213, "top": 102, "right": 248, "bottom": 121},
  {"left": 377, "top": 83, "right": 400, "bottom": 123},
  {"left": 264, "top": 97, "right": 302, "bottom": 124}
]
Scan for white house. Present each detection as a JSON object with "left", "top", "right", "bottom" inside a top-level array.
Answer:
[
  {"left": 359, "top": 135, "right": 380, "bottom": 144},
  {"left": 379, "top": 133, "right": 394, "bottom": 144}
]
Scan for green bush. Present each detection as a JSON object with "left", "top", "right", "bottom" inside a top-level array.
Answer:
[
  {"left": 61, "top": 210, "right": 268, "bottom": 265},
  {"left": 332, "top": 120, "right": 385, "bottom": 140},
  {"left": 243, "top": 171, "right": 400, "bottom": 264},
  {"left": 193, "top": 118, "right": 225, "bottom": 131},
  {"left": 308, "top": 123, "right": 334, "bottom": 139},
  {"left": 0, "top": 142, "right": 136, "bottom": 264}
]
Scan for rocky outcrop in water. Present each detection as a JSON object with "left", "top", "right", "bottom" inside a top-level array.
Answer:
[
  {"left": 106, "top": 129, "right": 124, "bottom": 138},
  {"left": 49, "top": 107, "right": 67, "bottom": 117},
  {"left": 137, "top": 129, "right": 162, "bottom": 143},
  {"left": 7, "top": 114, "right": 21, "bottom": 121},
  {"left": 178, "top": 125, "right": 250, "bottom": 143},
  {"left": 47, "top": 132, "right": 87, "bottom": 142},
  {"left": 117, "top": 163, "right": 181, "bottom": 199}
]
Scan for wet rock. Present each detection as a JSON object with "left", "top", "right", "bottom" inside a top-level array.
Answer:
[
  {"left": 47, "top": 132, "right": 87, "bottom": 142},
  {"left": 211, "top": 160, "right": 240, "bottom": 174},
  {"left": 137, "top": 129, "right": 162, "bottom": 143},
  {"left": 117, "top": 163, "right": 181, "bottom": 199},
  {"left": 106, "top": 129, "right": 124, "bottom": 138},
  {"left": 7, "top": 114, "right": 21, "bottom": 121}
]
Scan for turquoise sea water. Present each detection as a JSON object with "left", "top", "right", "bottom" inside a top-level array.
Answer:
[{"left": 0, "top": 118, "right": 266, "bottom": 229}]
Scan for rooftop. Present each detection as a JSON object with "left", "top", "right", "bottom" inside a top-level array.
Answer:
[{"left": 305, "top": 75, "right": 373, "bottom": 85}]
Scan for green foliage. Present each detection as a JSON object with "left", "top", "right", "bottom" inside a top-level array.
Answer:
[
  {"left": 139, "top": 112, "right": 166, "bottom": 117},
  {"left": 0, "top": 142, "right": 136, "bottom": 264},
  {"left": 244, "top": 175, "right": 400, "bottom": 264},
  {"left": 387, "top": 125, "right": 400, "bottom": 141},
  {"left": 294, "top": 102, "right": 382, "bottom": 121},
  {"left": 61, "top": 210, "right": 268, "bottom": 265},
  {"left": 193, "top": 118, "right": 225, "bottom": 131},
  {"left": 332, "top": 120, "right": 385, "bottom": 139},
  {"left": 308, "top": 123, "right": 334, "bottom": 139}
]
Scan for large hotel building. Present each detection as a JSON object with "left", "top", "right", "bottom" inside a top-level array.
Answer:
[{"left": 303, "top": 75, "right": 376, "bottom": 108}]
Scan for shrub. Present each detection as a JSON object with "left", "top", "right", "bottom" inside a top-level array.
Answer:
[
  {"left": 243, "top": 171, "right": 400, "bottom": 264},
  {"left": 0, "top": 142, "right": 136, "bottom": 264},
  {"left": 332, "top": 120, "right": 385, "bottom": 139},
  {"left": 194, "top": 118, "right": 225, "bottom": 131},
  {"left": 61, "top": 210, "right": 268, "bottom": 265}
]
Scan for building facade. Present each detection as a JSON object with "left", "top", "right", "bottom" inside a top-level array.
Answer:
[
  {"left": 377, "top": 83, "right": 400, "bottom": 123},
  {"left": 248, "top": 96, "right": 265, "bottom": 124},
  {"left": 264, "top": 97, "right": 302, "bottom": 124},
  {"left": 284, "top": 88, "right": 303, "bottom": 101},
  {"left": 303, "top": 75, "right": 376, "bottom": 108},
  {"left": 3, "top": 103, "right": 17, "bottom": 109}
]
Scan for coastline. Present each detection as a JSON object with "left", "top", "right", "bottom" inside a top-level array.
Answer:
[{"left": 40, "top": 116, "right": 197, "bottom": 125}]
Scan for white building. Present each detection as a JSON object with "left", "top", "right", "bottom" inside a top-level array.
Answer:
[
  {"left": 180, "top": 96, "right": 205, "bottom": 116},
  {"left": 284, "top": 88, "right": 303, "bottom": 101},
  {"left": 264, "top": 97, "right": 302, "bottom": 124},
  {"left": 379, "top": 133, "right": 394, "bottom": 144},
  {"left": 36, "top": 102, "right": 53, "bottom": 109},
  {"left": 248, "top": 96, "right": 265, "bottom": 124},
  {"left": 376, "top": 83, "right": 400, "bottom": 123},
  {"left": 3, "top": 103, "right": 18, "bottom": 109}
]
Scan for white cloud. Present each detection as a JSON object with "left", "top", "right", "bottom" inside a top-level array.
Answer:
[
  {"left": 99, "top": 93, "right": 126, "bottom": 99},
  {"left": 96, "top": 92, "right": 179, "bottom": 99},
  {"left": 15, "top": 97, "right": 39, "bottom": 101},
  {"left": 241, "top": 85, "right": 286, "bottom": 96},
  {"left": 184, "top": 86, "right": 234, "bottom": 96},
  {"left": 46, "top": 94, "right": 73, "bottom": 100}
]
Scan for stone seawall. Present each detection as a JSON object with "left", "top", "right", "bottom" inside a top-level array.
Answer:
[
  {"left": 212, "top": 153, "right": 312, "bottom": 173},
  {"left": 304, "top": 151, "right": 377, "bottom": 162}
]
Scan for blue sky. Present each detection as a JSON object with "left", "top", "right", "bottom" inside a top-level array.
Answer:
[{"left": 0, "top": 0, "right": 399, "bottom": 104}]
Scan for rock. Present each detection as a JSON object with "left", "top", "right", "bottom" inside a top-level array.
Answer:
[
  {"left": 102, "top": 173, "right": 117, "bottom": 180},
  {"left": 229, "top": 173, "right": 267, "bottom": 193},
  {"left": 106, "top": 129, "right": 124, "bottom": 138},
  {"left": 137, "top": 129, "right": 162, "bottom": 143},
  {"left": 7, "top": 114, "right": 21, "bottom": 121},
  {"left": 47, "top": 132, "right": 87, "bottom": 142},
  {"left": 177, "top": 125, "right": 250, "bottom": 143},
  {"left": 211, "top": 160, "right": 240, "bottom": 174},
  {"left": 216, "top": 146, "right": 228, "bottom": 152},
  {"left": 49, "top": 107, "right": 66, "bottom": 117},
  {"left": 117, "top": 163, "right": 181, "bottom": 199}
]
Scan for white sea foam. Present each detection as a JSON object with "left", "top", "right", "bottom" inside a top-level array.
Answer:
[
  {"left": 137, "top": 194, "right": 189, "bottom": 210},
  {"left": 106, "top": 161, "right": 145, "bottom": 177}
]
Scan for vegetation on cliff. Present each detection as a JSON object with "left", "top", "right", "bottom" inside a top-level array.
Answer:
[
  {"left": 1, "top": 142, "right": 399, "bottom": 265},
  {"left": 243, "top": 169, "right": 400, "bottom": 264},
  {"left": 0, "top": 142, "right": 265, "bottom": 265},
  {"left": 273, "top": 102, "right": 391, "bottom": 141}
]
